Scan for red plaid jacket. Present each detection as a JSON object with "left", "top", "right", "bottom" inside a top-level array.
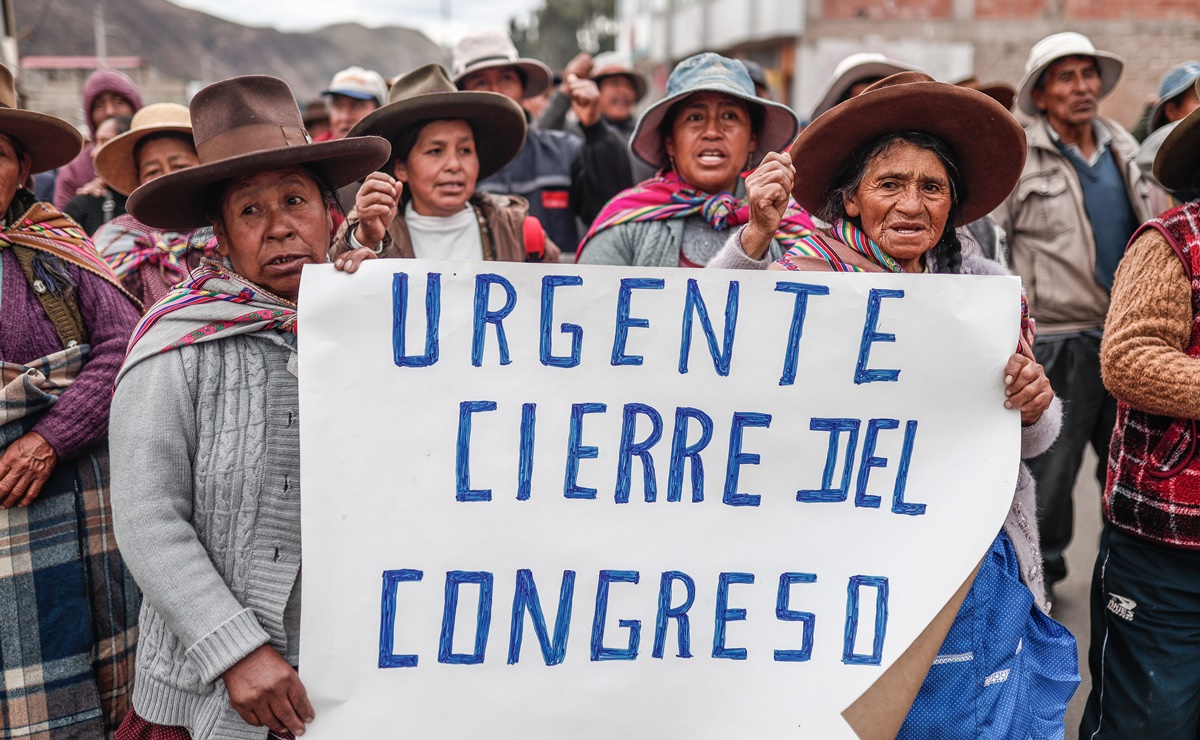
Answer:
[{"left": 1105, "top": 201, "right": 1200, "bottom": 548}]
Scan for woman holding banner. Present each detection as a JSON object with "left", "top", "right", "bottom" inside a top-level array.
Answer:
[
  {"left": 574, "top": 52, "right": 814, "bottom": 267},
  {"left": 109, "top": 75, "right": 389, "bottom": 740},
  {"left": 329, "top": 64, "right": 559, "bottom": 265},
  {"left": 712, "top": 72, "right": 1079, "bottom": 736}
]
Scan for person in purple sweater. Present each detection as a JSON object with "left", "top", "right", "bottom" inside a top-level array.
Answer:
[
  {"left": 53, "top": 67, "right": 143, "bottom": 209},
  {"left": 0, "top": 62, "right": 143, "bottom": 736}
]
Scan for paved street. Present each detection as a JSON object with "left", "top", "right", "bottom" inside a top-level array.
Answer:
[{"left": 1054, "top": 449, "right": 1104, "bottom": 737}]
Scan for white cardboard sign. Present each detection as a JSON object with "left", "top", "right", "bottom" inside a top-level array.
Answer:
[{"left": 297, "top": 259, "right": 1020, "bottom": 738}]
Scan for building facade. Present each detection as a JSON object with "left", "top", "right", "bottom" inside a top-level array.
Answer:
[{"left": 619, "top": 0, "right": 1200, "bottom": 126}]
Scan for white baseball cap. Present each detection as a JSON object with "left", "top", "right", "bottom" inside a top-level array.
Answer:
[{"left": 322, "top": 66, "right": 388, "bottom": 106}]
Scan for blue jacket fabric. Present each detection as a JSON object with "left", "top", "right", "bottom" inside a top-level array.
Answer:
[
  {"left": 477, "top": 116, "right": 632, "bottom": 253},
  {"left": 898, "top": 531, "right": 1079, "bottom": 739}
]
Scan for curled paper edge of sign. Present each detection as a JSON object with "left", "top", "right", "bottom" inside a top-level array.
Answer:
[{"left": 842, "top": 559, "right": 982, "bottom": 739}]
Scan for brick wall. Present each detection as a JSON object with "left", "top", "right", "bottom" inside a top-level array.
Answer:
[
  {"left": 1064, "top": 0, "right": 1200, "bottom": 21},
  {"left": 822, "top": 0, "right": 954, "bottom": 20},
  {"left": 975, "top": 0, "right": 1051, "bottom": 20},
  {"left": 809, "top": 0, "right": 1200, "bottom": 127}
]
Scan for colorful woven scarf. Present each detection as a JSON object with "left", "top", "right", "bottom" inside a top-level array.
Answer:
[
  {"left": 576, "top": 171, "right": 814, "bottom": 261},
  {"left": 0, "top": 201, "right": 132, "bottom": 299},
  {"left": 105, "top": 228, "right": 217, "bottom": 282},
  {"left": 776, "top": 218, "right": 902, "bottom": 273},
  {"left": 778, "top": 219, "right": 1036, "bottom": 349},
  {"left": 121, "top": 260, "right": 297, "bottom": 379}
]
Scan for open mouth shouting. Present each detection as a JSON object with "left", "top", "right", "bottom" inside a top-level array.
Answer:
[{"left": 695, "top": 148, "right": 729, "bottom": 167}]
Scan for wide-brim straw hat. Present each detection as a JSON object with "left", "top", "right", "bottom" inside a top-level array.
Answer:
[
  {"left": 127, "top": 75, "right": 390, "bottom": 231},
  {"left": 94, "top": 103, "right": 193, "bottom": 196},
  {"left": 1154, "top": 77, "right": 1200, "bottom": 193},
  {"left": 1149, "top": 61, "right": 1200, "bottom": 133},
  {"left": 1016, "top": 32, "right": 1123, "bottom": 117},
  {"left": 349, "top": 63, "right": 526, "bottom": 181},
  {"left": 0, "top": 64, "right": 82, "bottom": 174},
  {"left": 790, "top": 72, "right": 1026, "bottom": 226},
  {"left": 953, "top": 76, "right": 1016, "bottom": 112},
  {"left": 591, "top": 51, "right": 648, "bottom": 102},
  {"left": 450, "top": 30, "right": 552, "bottom": 98},
  {"left": 810, "top": 52, "right": 921, "bottom": 121},
  {"left": 629, "top": 52, "right": 799, "bottom": 169}
]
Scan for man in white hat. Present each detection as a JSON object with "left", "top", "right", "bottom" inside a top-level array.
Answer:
[
  {"left": 320, "top": 65, "right": 388, "bottom": 141},
  {"left": 809, "top": 52, "right": 920, "bottom": 121},
  {"left": 451, "top": 30, "right": 632, "bottom": 255},
  {"left": 993, "top": 32, "right": 1152, "bottom": 599}
]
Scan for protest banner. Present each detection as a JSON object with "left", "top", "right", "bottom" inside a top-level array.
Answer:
[{"left": 297, "top": 259, "right": 1021, "bottom": 738}]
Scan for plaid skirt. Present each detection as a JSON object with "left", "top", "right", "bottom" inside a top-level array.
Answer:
[
  {"left": 115, "top": 709, "right": 295, "bottom": 740},
  {"left": 1, "top": 348, "right": 139, "bottom": 738},
  {"left": 0, "top": 448, "right": 140, "bottom": 739}
]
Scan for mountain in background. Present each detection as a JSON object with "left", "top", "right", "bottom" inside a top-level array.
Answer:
[{"left": 14, "top": 0, "right": 448, "bottom": 100}]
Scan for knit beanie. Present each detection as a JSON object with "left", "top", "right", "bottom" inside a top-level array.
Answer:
[{"left": 82, "top": 69, "right": 144, "bottom": 135}]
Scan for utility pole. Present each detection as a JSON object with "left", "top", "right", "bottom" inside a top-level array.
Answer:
[
  {"left": 441, "top": 0, "right": 451, "bottom": 49},
  {"left": 94, "top": 0, "right": 108, "bottom": 67}
]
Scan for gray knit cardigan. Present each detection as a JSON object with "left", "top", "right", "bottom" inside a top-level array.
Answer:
[{"left": 111, "top": 332, "right": 300, "bottom": 739}]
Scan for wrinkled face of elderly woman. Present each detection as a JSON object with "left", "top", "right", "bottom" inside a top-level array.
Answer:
[
  {"left": 843, "top": 139, "right": 953, "bottom": 271},
  {"left": 212, "top": 166, "right": 333, "bottom": 302},
  {"left": 0, "top": 134, "right": 31, "bottom": 215},
  {"left": 664, "top": 91, "right": 758, "bottom": 195}
]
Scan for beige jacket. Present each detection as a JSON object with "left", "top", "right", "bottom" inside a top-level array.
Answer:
[
  {"left": 330, "top": 191, "right": 560, "bottom": 263},
  {"left": 992, "top": 115, "right": 1152, "bottom": 335}
]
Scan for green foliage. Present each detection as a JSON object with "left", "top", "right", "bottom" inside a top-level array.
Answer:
[{"left": 510, "top": 0, "right": 617, "bottom": 70}]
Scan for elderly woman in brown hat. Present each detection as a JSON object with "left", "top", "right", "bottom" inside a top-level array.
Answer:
[
  {"left": 109, "top": 75, "right": 389, "bottom": 740},
  {"left": 331, "top": 63, "right": 559, "bottom": 265},
  {"left": 713, "top": 72, "right": 1079, "bottom": 736},
  {"left": 91, "top": 102, "right": 211, "bottom": 308},
  {"left": 0, "top": 63, "right": 142, "bottom": 736},
  {"left": 575, "top": 52, "right": 812, "bottom": 268}
]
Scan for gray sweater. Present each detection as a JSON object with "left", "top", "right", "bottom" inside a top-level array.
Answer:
[{"left": 111, "top": 331, "right": 300, "bottom": 739}]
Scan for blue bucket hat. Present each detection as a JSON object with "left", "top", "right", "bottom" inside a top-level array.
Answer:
[
  {"left": 1150, "top": 61, "right": 1200, "bottom": 133},
  {"left": 629, "top": 52, "right": 799, "bottom": 168}
]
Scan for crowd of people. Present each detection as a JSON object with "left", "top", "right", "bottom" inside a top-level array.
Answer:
[{"left": 1, "top": 24, "right": 1198, "bottom": 739}]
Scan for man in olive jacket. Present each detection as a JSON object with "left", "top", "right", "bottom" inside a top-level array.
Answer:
[{"left": 993, "top": 32, "right": 1152, "bottom": 597}]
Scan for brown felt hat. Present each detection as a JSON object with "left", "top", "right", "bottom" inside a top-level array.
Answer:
[
  {"left": 1154, "top": 77, "right": 1200, "bottom": 192},
  {"left": 127, "top": 75, "right": 391, "bottom": 231},
  {"left": 0, "top": 63, "right": 83, "bottom": 174},
  {"left": 94, "top": 103, "right": 194, "bottom": 196},
  {"left": 789, "top": 72, "right": 1027, "bottom": 226},
  {"left": 348, "top": 63, "right": 526, "bottom": 180},
  {"left": 953, "top": 76, "right": 1016, "bottom": 112}
]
